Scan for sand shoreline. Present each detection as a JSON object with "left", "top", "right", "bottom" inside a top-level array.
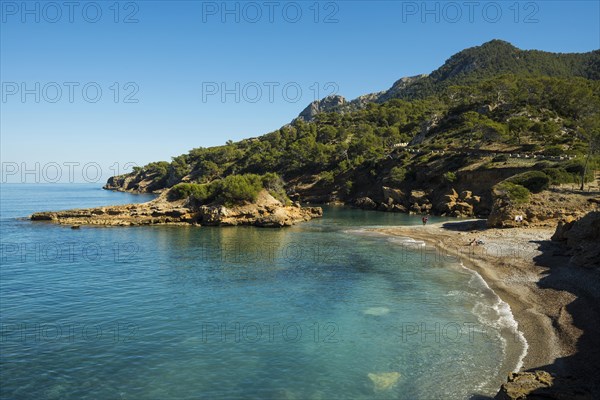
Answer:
[{"left": 370, "top": 219, "right": 600, "bottom": 397}]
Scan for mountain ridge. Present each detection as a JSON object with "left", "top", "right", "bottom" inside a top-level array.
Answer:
[{"left": 295, "top": 40, "right": 600, "bottom": 121}]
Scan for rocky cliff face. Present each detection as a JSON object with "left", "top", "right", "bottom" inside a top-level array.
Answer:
[
  {"left": 551, "top": 211, "right": 600, "bottom": 268},
  {"left": 31, "top": 190, "right": 322, "bottom": 228},
  {"left": 352, "top": 185, "right": 484, "bottom": 218},
  {"left": 294, "top": 75, "right": 428, "bottom": 122},
  {"left": 295, "top": 95, "right": 347, "bottom": 122},
  {"left": 487, "top": 191, "right": 599, "bottom": 229},
  {"left": 104, "top": 172, "right": 164, "bottom": 193}
]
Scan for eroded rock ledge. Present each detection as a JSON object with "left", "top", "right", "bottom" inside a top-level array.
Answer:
[
  {"left": 30, "top": 190, "right": 322, "bottom": 228},
  {"left": 495, "top": 371, "right": 593, "bottom": 400}
]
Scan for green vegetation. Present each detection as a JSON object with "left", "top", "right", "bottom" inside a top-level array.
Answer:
[
  {"left": 389, "top": 166, "right": 407, "bottom": 185},
  {"left": 169, "top": 173, "right": 289, "bottom": 206},
  {"left": 542, "top": 167, "right": 575, "bottom": 185},
  {"left": 495, "top": 182, "right": 531, "bottom": 204},
  {"left": 170, "top": 182, "right": 210, "bottom": 202},
  {"left": 215, "top": 174, "right": 263, "bottom": 205},
  {"left": 443, "top": 171, "right": 457, "bottom": 183},
  {"left": 506, "top": 171, "right": 550, "bottom": 193}
]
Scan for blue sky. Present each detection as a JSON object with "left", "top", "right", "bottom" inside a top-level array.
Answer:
[{"left": 1, "top": 0, "right": 599, "bottom": 183}]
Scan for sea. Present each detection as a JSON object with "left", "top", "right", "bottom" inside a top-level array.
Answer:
[{"left": 0, "top": 184, "right": 527, "bottom": 399}]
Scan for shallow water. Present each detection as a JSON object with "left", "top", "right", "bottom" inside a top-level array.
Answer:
[{"left": 0, "top": 184, "right": 525, "bottom": 399}]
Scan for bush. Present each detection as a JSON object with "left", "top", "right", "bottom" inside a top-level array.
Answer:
[
  {"left": 215, "top": 174, "right": 263, "bottom": 205},
  {"left": 522, "top": 144, "right": 540, "bottom": 152},
  {"left": 443, "top": 171, "right": 457, "bottom": 183},
  {"left": 319, "top": 171, "right": 335, "bottom": 185},
  {"left": 495, "top": 182, "right": 530, "bottom": 204},
  {"left": 563, "top": 160, "right": 595, "bottom": 183},
  {"left": 542, "top": 167, "right": 574, "bottom": 185},
  {"left": 543, "top": 145, "right": 564, "bottom": 157},
  {"left": 170, "top": 173, "right": 291, "bottom": 206},
  {"left": 493, "top": 154, "right": 508, "bottom": 163},
  {"left": 389, "top": 166, "right": 407, "bottom": 185},
  {"left": 169, "top": 183, "right": 211, "bottom": 202},
  {"left": 507, "top": 171, "right": 550, "bottom": 193},
  {"left": 261, "top": 172, "right": 284, "bottom": 191},
  {"left": 262, "top": 172, "right": 289, "bottom": 204}
]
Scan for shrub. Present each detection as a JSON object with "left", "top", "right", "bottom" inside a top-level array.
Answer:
[
  {"left": 262, "top": 172, "right": 289, "bottom": 204},
  {"left": 443, "top": 171, "right": 457, "bottom": 183},
  {"left": 493, "top": 154, "right": 508, "bottom": 163},
  {"left": 261, "top": 172, "right": 284, "bottom": 191},
  {"left": 495, "top": 182, "right": 530, "bottom": 204},
  {"left": 169, "top": 183, "right": 211, "bottom": 202},
  {"left": 215, "top": 174, "right": 263, "bottom": 205},
  {"left": 522, "top": 144, "right": 540, "bottom": 152},
  {"left": 389, "top": 166, "right": 407, "bottom": 185},
  {"left": 343, "top": 180, "right": 353, "bottom": 195},
  {"left": 506, "top": 171, "right": 550, "bottom": 193},
  {"left": 543, "top": 145, "right": 564, "bottom": 156},
  {"left": 542, "top": 167, "right": 574, "bottom": 185},
  {"left": 563, "top": 160, "right": 595, "bottom": 183},
  {"left": 319, "top": 171, "right": 335, "bottom": 185},
  {"left": 534, "top": 160, "right": 554, "bottom": 169}
]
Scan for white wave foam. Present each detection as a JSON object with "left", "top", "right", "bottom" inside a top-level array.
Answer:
[
  {"left": 386, "top": 237, "right": 426, "bottom": 246},
  {"left": 461, "top": 262, "right": 529, "bottom": 372},
  {"left": 363, "top": 307, "right": 391, "bottom": 316}
]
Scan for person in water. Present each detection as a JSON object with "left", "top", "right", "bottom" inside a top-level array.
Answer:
[{"left": 422, "top": 216, "right": 428, "bottom": 225}]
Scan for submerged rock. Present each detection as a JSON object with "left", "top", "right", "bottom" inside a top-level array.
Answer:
[{"left": 367, "top": 372, "right": 401, "bottom": 391}]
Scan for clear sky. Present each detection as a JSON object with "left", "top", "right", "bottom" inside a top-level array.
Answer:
[{"left": 1, "top": 0, "right": 599, "bottom": 183}]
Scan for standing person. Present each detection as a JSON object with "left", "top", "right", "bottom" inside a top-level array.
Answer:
[{"left": 422, "top": 216, "right": 428, "bottom": 226}]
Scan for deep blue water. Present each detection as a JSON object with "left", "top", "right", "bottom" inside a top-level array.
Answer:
[{"left": 0, "top": 184, "right": 524, "bottom": 399}]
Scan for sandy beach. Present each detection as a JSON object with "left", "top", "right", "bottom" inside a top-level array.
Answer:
[{"left": 371, "top": 219, "right": 600, "bottom": 397}]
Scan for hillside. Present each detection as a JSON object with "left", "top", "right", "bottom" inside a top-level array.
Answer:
[
  {"left": 297, "top": 40, "right": 600, "bottom": 118},
  {"left": 104, "top": 40, "right": 600, "bottom": 226}
]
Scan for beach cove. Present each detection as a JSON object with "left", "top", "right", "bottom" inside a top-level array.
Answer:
[{"left": 372, "top": 220, "right": 600, "bottom": 398}]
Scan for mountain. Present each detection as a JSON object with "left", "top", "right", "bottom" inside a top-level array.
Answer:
[
  {"left": 295, "top": 40, "right": 600, "bottom": 121},
  {"left": 104, "top": 40, "right": 600, "bottom": 226}
]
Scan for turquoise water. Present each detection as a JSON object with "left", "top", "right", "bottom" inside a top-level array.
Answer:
[{"left": 0, "top": 184, "right": 524, "bottom": 399}]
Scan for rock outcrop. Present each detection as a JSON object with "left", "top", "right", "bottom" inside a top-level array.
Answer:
[
  {"left": 495, "top": 371, "right": 593, "bottom": 400},
  {"left": 551, "top": 211, "right": 600, "bottom": 268},
  {"left": 295, "top": 95, "right": 346, "bottom": 122},
  {"left": 437, "top": 189, "right": 481, "bottom": 217},
  {"left": 31, "top": 190, "right": 322, "bottom": 228},
  {"left": 488, "top": 190, "right": 599, "bottom": 228}
]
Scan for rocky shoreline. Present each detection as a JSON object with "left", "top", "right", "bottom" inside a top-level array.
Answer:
[{"left": 31, "top": 190, "right": 322, "bottom": 228}]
